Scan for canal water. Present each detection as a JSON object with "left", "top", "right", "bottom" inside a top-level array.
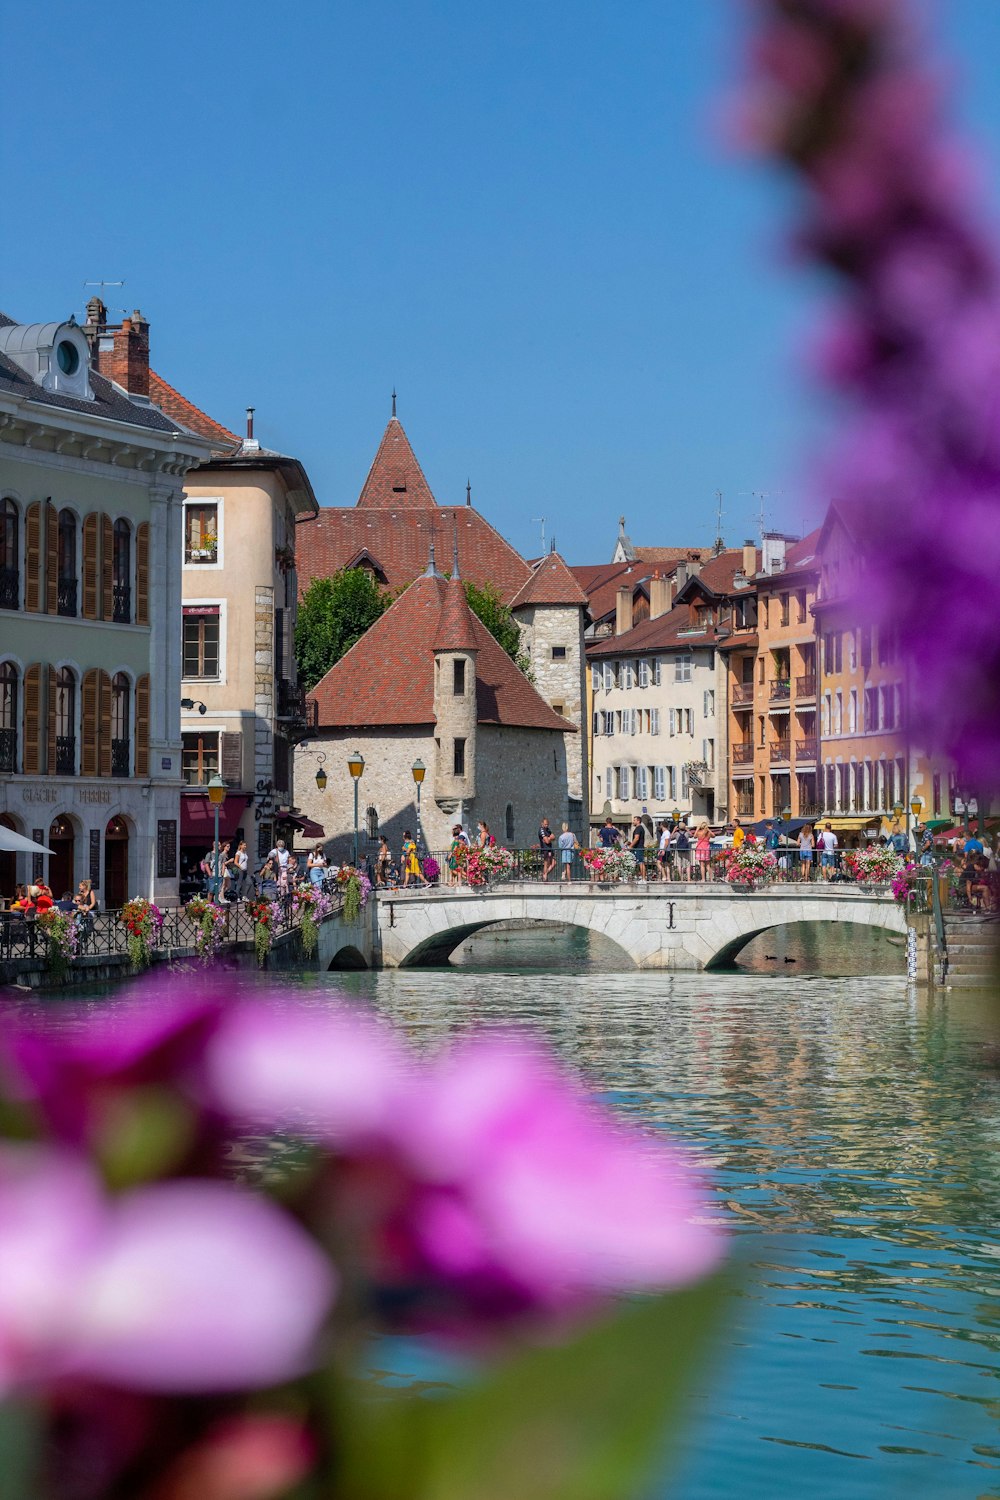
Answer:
[{"left": 12, "top": 923, "right": 1000, "bottom": 1498}]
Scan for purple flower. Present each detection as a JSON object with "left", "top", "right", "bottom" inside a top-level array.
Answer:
[{"left": 0, "top": 1144, "right": 336, "bottom": 1395}]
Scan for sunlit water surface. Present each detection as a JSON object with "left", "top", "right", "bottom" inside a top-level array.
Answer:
[{"left": 17, "top": 923, "right": 1000, "bottom": 1498}]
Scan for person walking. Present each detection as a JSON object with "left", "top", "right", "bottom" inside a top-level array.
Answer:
[
  {"left": 628, "top": 815, "right": 647, "bottom": 881},
  {"left": 307, "top": 844, "right": 327, "bottom": 889},
  {"left": 538, "top": 817, "right": 556, "bottom": 882},
  {"left": 817, "top": 822, "right": 839, "bottom": 879},
  {"left": 445, "top": 826, "right": 466, "bottom": 887},
  {"left": 557, "top": 822, "right": 579, "bottom": 883},
  {"left": 268, "top": 839, "right": 291, "bottom": 897},
  {"left": 230, "top": 840, "right": 250, "bottom": 900},
  {"left": 798, "top": 823, "right": 815, "bottom": 881},
  {"left": 401, "top": 830, "right": 427, "bottom": 888},
  {"left": 656, "top": 821, "right": 670, "bottom": 881},
  {"left": 375, "top": 835, "right": 392, "bottom": 887}
]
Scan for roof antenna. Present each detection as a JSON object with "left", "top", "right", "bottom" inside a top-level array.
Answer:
[
  {"left": 466, "top": 478, "right": 472, "bottom": 507},
  {"left": 713, "top": 489, "right": 724, "bottom": 554},
  {"left": 531, "top": 516, "right": 546, "bottom": 554},
  {"left": 451, "top": 522, "right": 461, "bottom": 580},
  {"left": 391, "top": 388, "right": 397, "bottom": 418}
]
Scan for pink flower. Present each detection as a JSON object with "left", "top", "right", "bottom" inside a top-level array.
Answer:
[{"left": 0, "top": 1145, "right": 336, "bottom": 1395}]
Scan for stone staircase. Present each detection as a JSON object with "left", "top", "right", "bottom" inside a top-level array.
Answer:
[{"left": 943, "top": 914, "right": 999, "bottom": 989}]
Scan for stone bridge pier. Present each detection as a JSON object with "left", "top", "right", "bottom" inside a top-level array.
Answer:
[{"left": 376, "top": 884, "right": 908, "bottom": 971}]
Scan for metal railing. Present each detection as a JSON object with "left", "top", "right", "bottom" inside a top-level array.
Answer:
[
  {"left": 732, "top": 743, "right": 754, "bottom": 765},
  {"left": 57, "top": 579, "right": 77, "bottom": 616},
  {"left": 0, "top": 565, "right": 18, "bottom": 610},
  {"left": 769, "top": 679, "right": 791, "bottom": 702},
  {"left": 111, "top": 738, "right": 130, "bottom": 777},
  {"left": 769, "top": 740, "right": 791, "bottom": 763},
  {"left": 55, "top": 736, "right": 76, "bottom": 775},
  {"left": 0, "top": 726, "right": 15, "bottom": 774},
  {"left": 795, "top": 736, "right": 818, "bottom": 761},
  {"left": 112, "top": 582, "right": 131, "bottom": 623},
  {"left": 795, "top": 673, "right": 817, "bottom": 697},
  {"left": 731, "top": 684, "right": 754, "bottom": 707}
]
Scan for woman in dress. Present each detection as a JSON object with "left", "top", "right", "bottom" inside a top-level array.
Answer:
[
  {"left": 446, "top": 825, "right": 466, "bottom": 887},
  {"left": 401, "top": 831, "right": 427, "bottom": 888},
  {"left": 694, "top": 822, "right": 712, "bottom": 881},
  {"left": 477, "top": 821, "right": 494, "bottom": 849},
  {"left": 557, "top": 822, "right": 579, "bottom": 883},
  {"left": 307, "top": 844, "right": 327, "bottom": 888}
]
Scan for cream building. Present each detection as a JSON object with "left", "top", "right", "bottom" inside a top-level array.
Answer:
[{"left": 0, "top": 306, "right": 212, "bottom": 904}]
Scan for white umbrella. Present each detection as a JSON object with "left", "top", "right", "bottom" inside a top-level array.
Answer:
[{"left": 0, "top": 826, "right": 56, "bottom": 857}]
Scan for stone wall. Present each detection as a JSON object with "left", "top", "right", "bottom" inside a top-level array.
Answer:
[{"left": 516, "top": 602, "right": 588, "bottom": 835}]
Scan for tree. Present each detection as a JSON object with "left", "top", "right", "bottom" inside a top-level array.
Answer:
[
  {"left": 463, "top": 581, "right": 533, "bottom": 678},
  {"left": 295, "top": 570, "right": 392, "bottom": 690}
]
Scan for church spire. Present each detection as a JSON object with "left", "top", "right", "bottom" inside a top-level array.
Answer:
[{"left": 391, "top": 387, "right": 397, "bottom": 418}]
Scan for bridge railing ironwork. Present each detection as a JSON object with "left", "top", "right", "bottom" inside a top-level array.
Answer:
[{"left": 408, "top": 848, "right": 904, "bottom": 889}]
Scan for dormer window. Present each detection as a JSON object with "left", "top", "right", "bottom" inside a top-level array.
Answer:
[{"left": 0, "top": 321, "right": 93, "bottom": 401}]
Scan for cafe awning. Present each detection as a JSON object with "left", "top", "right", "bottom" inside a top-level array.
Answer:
[
  {"left": 824, "top": 815, "right": 881, "bottom": 832},
  {"left": 180, "top": 793, "right": 246, "bottom": 843},
  {"left": 286, "top": 814, "right": 326, "bottom": 840}
]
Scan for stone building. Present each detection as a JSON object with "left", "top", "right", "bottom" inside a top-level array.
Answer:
[
  {"left": 296, "top": 553, "right": 573, "bottom": 861},
  {"left": 0, "top": 306, "right": 212, "bottom": 903},
  {"left": 295, "top": 406, "right": 589, "bottom": 833}
]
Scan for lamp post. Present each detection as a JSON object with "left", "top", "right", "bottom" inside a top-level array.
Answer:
[
  {"left": 207, "top": 773, "right": 226, "bottom": 898},
  {"left": 671, "top": 806, "right": 680, "bottom": 826},
  {"left": 781, "top": 804, "right": 792, "bottom": 822},
  {"left": 347, "top": 751, "right": 365, "bottom": 867},
  {"left": 910, "top": 793, "right": 922, "bottom": 851},
  {"left": 314, "top": 753, "right": 327, "bottom": 792},
  {"left": 411, "top": 758, "right": 426, "bottom": 853}
]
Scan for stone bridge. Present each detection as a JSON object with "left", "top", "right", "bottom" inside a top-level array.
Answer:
[{"left": 375, "top": 884, "right": 907, "bottom": 970}]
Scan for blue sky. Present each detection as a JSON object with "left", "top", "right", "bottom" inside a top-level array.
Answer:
[{"left": 5, "top": 1, "right": 1000, "bottom": 563}]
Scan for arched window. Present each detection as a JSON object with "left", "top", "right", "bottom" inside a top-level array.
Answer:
[
  {"left": 111, "top": 673, "right": 131, "bottom": 777},
  {"left": 57, "top": 510, "right": 78, "bottom": 616},
  {"left": 505, "top": 802, "right": 515, "bottom": 841},
  {"left": 365, "top": 804, "right": 379, "bottom": 843},
  {"left": 55, "top": 667, "right": 76, "bottom": 773},
  {"left": 0, "top": 663, "right": 17, "bottom": 772},
  {"left": 0, "top": 500, "right": 18, "bottom": 610},
  {"left": 113, "top": 520, "right": 131, "bottom": 622}
]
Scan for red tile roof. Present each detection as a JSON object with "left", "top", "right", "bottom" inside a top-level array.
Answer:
[
  {"left": 357, "top": 417, "right": 438, "bottom": 508},
  {"left": 148, "top": 371, "right": 240, "bottom": 450},
  {"left": 632, "top": 546, "right": 704, "bottom": 564},
  {"left": 434, "top": 576, "right": 479, "bottom": 650},
  {"left": 587, "top": 601, "right": 716, "bottom": 657},
  {"left": 570, "top": 561, "right": 652, "bottom": 625},
  {"left": 675, "top": 548, "right": 760, "bottom": 600},
  {"left": 309, "top": 573, "right": 572, "bottom": 733},
  {"left": 509, "top": 551, "right": 590, "bottom": 609}
]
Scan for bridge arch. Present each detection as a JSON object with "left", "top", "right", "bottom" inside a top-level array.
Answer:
[
  {"left": 328, "top": 944, "right": 369, "bottom": 970},
  {"left": 398, "top": 917, "right": 636, "bottom": 969},
  {"left": 702, "top": 904, "right": 906, "bottom": 970}
]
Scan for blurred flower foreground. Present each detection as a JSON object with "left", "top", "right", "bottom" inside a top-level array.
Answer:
[{"left": 0, "top": 982, "right": 723, "bottom": 1500}]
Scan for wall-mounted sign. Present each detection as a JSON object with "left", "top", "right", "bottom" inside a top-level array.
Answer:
[
  {"left": 161, "top": 757, "right": 172, "bottom": 771},
  {"left": 156, "top": 820, "right": 177, "bottom": 880},
  {"left": 89, "top": 829, "right": 102, "bottom": 889}
]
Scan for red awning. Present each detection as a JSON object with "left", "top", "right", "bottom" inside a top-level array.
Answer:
[
  {"left": 180, "top": 793, "right": 247, "bottom": 842},
  {"left": 287, "top": 814, "right": 326, "bottom": 840}
]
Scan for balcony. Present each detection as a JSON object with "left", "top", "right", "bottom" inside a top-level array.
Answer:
[
  {"left": 769, "top": 678, "right": 791, "bottom": 703},
  {"left": 111, "top": 738, "right": 130, "bottom": 777},
  {"left": 732, "top": 743, "right": 754, "bottom": 766},
  {"left": 798, "top": 802, "right": 821, "bottom": 818},
  {"left": 112, "top": 583, "right": 131, "bottom": 624},
  {"left": 185, "top": 543, "right": 218, "bottom": 565},
  {"left": 769, "top": 739, "right": 791, "bottom": 764},
  {"left": 0, "top": 726, "right": 15, "bottom": 773},
  {"left": 795, "top": 736, "right": 818, "bottom": 763},
  {"left": 57, "top": 578, "right": 77, "bottom": 617},
  {"left": 686, "top": 760, "right": 714, "bottom": 790},
  {"left": 277, "top": 678, "right": 307, "bottom": 720},
  {"left": 0, "top": 565, "right": 18, "bottom": 610},
  {"left": 731, "top": 683, "right": 754, "bottom": 707},
  {"left": 55, "top": 736, "right": 76, "bottom": 775},
  {"left": 795, "top": 673, "right": 816, "bottom": 699}
]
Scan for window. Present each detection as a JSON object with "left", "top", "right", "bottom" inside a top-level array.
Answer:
[
  {"left": 650, "top": 707, "right": 660, "bottom": 735},
  {"left": 780, "top": 593, "right": 790, "bottom": 626},
  {"left": 932, "top": 772, "right": 941, "bottom": 817},
  {"left": 595, "top": 771, "right": 602, "bottom": 798},
  {"left": 552, "top": 702, "right": 564, "bottom": 717},
  {"left": 628, "top": 708, "right": 637, "bottom": 735},
  {"left": 111, "top": 673, "right": 130, "bottom": 777},
  {"left": 453, "top": 658, "right": 466, "bottom": 696},
  {"left": 864, "top": 686, "right": 878, "bottom": 731},
  {"left": 551, "top": 645, "right": 567, "bottom": 660},
  {"left": 0, "top": 499, "right": 18, "bottom": 610},
  {"left": 366, "top": 805, "right": 379, "bottom": 843},
  {"left": 182, "top": 731, "right": 219, "bottom": 786},
  {"left": 505, "top": 803, "right": 515, "bottom": 840},
  {"left": 796, "top": 590, "right": 807, "bottom": 624},
  {"left": 185, "top": 503, "right": 219, "bottom": 564},
  {"left": 183, "top": 609, "right": 220, "bottom": 679},
  {"left": 848, "top": 688, "right": 858, "bottom": 733},
  {"left": 57, "top": 509, "right": 77, "bottom": 617},
  {"left": 833, "top": 691, "right": 842, "bottom": 734},
  {"left": 822, "top": 693, "right": 831, "bottom": 736},
  {"left": 0, "top": 661, "right": 17, "bottom": 772},
  {"left": 591, "top": 664, "right": 601, "bottom": 692},
  {"left": 603, "top": 663, "right": 613, "bottom": 693},
  {"left": 860, "top": 628, "right": 872, "bottom": 671},
  {"left": 848, "top": 631, "right": 858, "bottom": 673},
  {"left": 880, "top": 685, "right": 894, "bottom": 730},
  {"left": 636, "top": 766, "right": 649, "bottom": 800},
  {"left": 55, "top": 667, "right": 76, "bottom": 774},
  {"left": 623, "top": 662, "right": 635, "bottom": 690},
  {"left": 669, "top": 708, "right": 676, "bottom": 736},
  {"left": 703, "top": 689, "right": 715, "bottom": 717},
  {"left": 759, "top": 714, "right": 766, "bottom": 746},
  {"left": 653, "top": 766, "right": 666, "bottom": 800},
  {"left": 453, "top": 738, "right": 466, "bottom": 776},
  {"left": 638, "top": 659, "right": 650, "bottom": 689},
  {"left": 606, "top": 712, "right": 615, "bottom": 737},
  {"left": 593, "top": 710, "right": 600, "bottom": 737},
  {"left": 113, "top": 519, "right": 131, "bottom": 622},
  {"left": 674, "top": 654, "right": 692, "bottom": 683},
  {"left": 758, "top": 656, "right": 765, "bottom": 684},
  {"left": 652, "top": 658, "right": 662, "bottom": 686},
  {"left": 681, "top": 764, "right": 689, "bottom": 797}
]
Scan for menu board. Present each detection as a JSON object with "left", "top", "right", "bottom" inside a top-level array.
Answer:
[
  {"left": 89, "top": 829, "right": 101, "bottom": 889},
  {"left": 156, "top": 820, "right": 177, "bottom": 880}
]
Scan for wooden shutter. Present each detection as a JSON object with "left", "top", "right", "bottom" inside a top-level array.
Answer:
[
  {"left": 135, "top": 674, "right": 150, "bottom": 777},
  {"left": 101, "top": 514, "right": 113, "bottom": 621},
  {"left": 136, "top": 522, "right": 149, "bottom": 625},
  {"left": 82, "top": 513, "right": 99, "bottom": 619},
  {"left": 81, "top": 669, "right": 100, "bottom": 777},
  {"left": 45, "top": 502, "right": 58, "bottom": 614},
  {"left": 45, "top": 665, "right": 57, "bottom": 776},
  {"left": 98, "top": 670, "right": 112, "bottom": 778},
  {"left": 23, "top": 664, "right": 42, "bottom": 775},
  {"left": 221, "top": 731, "right": 243, "bottom": 786},
  {"left": 25, "top": 502, "right": 42, "bottom": 612}
]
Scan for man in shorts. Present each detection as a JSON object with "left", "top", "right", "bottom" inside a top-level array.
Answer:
[{"left": 818, "top": 822, "right": 838, "bottom": 878}]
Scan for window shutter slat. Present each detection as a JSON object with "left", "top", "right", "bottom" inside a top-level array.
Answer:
[
  {"left": 23, "top": 664, "right": 41, "bottom": 775},
  {"left": 136, "top": 521, "right": 149, "bottom": 625},
  {"left": 25, "top": 503, "right": 42, "bottom": 613},
  {"left": 45, "top": 502, "right": 58, "bottom": 614},
  {"left": 82, "top": 514, "right": 99, "bottom": 619},
  {"left": 98, "top": 670, "right": 112, "bottom": 778},
  {"left": 81, "top": 669, "right": 99, "bottom": 777},
  {"left": 135, "top": 674, "right": 150, "bottom": 777},
  {"left": 220, "top": 731, "right": 242, "bottom": 785},
  {"left": 101, "top": 514, "right": 113, "bottom": 620},
  {"left": 46, "top": 665, "right": 57, "bottom": 775}
]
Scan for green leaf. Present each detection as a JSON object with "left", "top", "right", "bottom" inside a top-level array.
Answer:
[
  {"left": 333, "top": 1275, "right": 728, "bottom": 1500},
  {"left": 0, "top": 1400, "right": 42, "bottom": 1500}
]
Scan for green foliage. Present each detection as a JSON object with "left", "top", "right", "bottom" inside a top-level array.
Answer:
[
  {"left": 295, "top": 571, "right": 394, "bottom": 691},
  {"left": 343, "top": 873, "right": 361, "bottom": 924},
  {"left": 463, "top": 581, "right": 533, "bottom": 678},
  {"left": 331, "top": 1275, "right": 727, "bottom": 1500}
]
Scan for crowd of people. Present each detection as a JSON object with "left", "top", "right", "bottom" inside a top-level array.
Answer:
[
  {"left": 3, "top": 878, "right": 100, "bottom": 943},
  {"left": 197, "top": 839, "right": 365, "bottom": 903}
]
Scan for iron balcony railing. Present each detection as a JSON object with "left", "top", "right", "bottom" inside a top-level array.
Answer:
[
  {"left": 769, "top": 740, "right": 791, "bottom": 764},
  {"left": 731, "top": 683, "right": 754, "bottom": 707},
  {"left": 57, "top": 578, "right": 77, "bottom": 617},
  {"left": 0, "top": 726, "right": 15, "bottom": 774},
  {"left": 795, "top": 737, "right": 818, "bottom": 761},
  {"left": 769, "top": 679, "right": 791, "bottom": 702},
  {"left": 0, "top": 565, "right": 18, "bottom": 610},
  {"left": 55, "top": 736, "right": 76, "bottom": 775},
  {"left": 112, "top": 583, "right": 131, "bottom": 623},
  {"left": 732, "top": 743, "right": 755, "bottom": 765},
  {"left": 111, "top": 738, "right": 130, "bottom": 777},
  {"left": 795, "top": 673, "right": 817, "bottom": 698}
]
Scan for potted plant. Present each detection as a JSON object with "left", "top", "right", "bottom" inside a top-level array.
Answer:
[{"left": 726, "top": 844, "right": 778, "bottom": 891}]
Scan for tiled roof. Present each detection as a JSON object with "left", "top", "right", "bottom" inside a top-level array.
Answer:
[
  {"left": 587, "top": 601, "right": 718, "bottom": 658},
  {"left": 357, "top": 417, "right": 438, "bottom": 508},
  {"left": 509, "top": 551, "right": 590, "bottom": 609},
  {"left": 148, "top": 370, "right": 240, "bottom": 450},
  {"left": 571, "top": 561, "right": 652, "bottom": 624},
  {"left": 633, "top": 546, "right": 704, "bottom": 564},
  {"left": 308, "top": 573, "right": 571, "bottom": 733},
  {"left": 297, "top": 506, "right": 533, "bottom": 604},
  {"left": 675, "top": 548, "right": 760, "bottom": 601},
  {"left": 0, "top": 312, "right": 182, "bottom": 436},
  {"left": 434, "top": 576, "right": 480, "bottom": 650}
]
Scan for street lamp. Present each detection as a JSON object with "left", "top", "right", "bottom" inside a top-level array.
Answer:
[
  {"left": 314, "top": 753, "right": 327, "bottom": 792},
  {"left": 181, "top": 698, "right": 208, "bottom": 715},
  {"left": 909, "top": 793, "right": 922, "bottom": 848},
  {"left": 411, "top": 758, "right": 426, "bottom": 852},
  {"left": 671, "top": 806, "right": 680, "bottom": 825},
  {"left": 347, "top": 751, "right": 365, "bottom": 867},
  {"left": 207, "top": 773, "right": 227, "bottom": 898},
  {"left": 781, "top": 804, "right": 792, "bottom": 822}
]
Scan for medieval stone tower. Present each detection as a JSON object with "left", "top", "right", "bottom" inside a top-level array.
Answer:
[{"left": 432, "top": 568, "right": 479, "bottom": 821}]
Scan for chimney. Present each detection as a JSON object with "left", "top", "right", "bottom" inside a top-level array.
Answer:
[
  {"left": 615, "top": 585, "right": 632, "bottom": 636},
  {"left": 675, "top": 561, "right": 688, "bottom": 590},
  {"left": 742, "top": 539, "right": 756, "bottom": 577},
  {"left": 648, "top": 572, "right": 673, "bottom": 620},
  {"left": 762, "top": 532, "right": 786, "bottom": 574},
  {"left": 246, "top": 407, "right": 255, "bottom": 440},
  {"left": 91, "top": 310, "right": 150, "bottom": 398},
  {"left": 84, "top": 296, "right": 107, "bottom": 331}
]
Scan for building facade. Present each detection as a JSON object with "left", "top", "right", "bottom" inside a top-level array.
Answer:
[{"left": 0, "top": 308, "right": 211, "bottom": 904}]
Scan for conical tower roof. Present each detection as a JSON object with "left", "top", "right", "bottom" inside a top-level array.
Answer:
[
  {"left": 434, "top": 576, "right": 479, "bottom": 651},
  {"left": 357, "top": 415, "right": 438, "bottom": 508}
]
